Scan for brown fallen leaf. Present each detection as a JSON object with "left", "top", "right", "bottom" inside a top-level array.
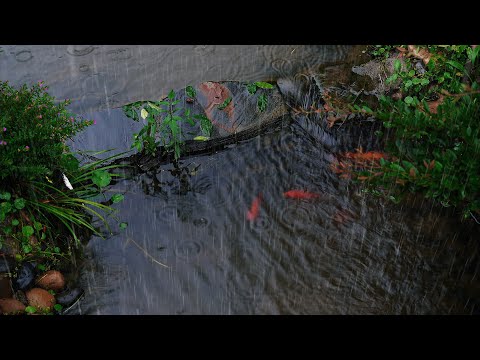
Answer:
[
  {"left": 392, "top": 91, "right": 403, "bottom": 101},
  {"left": 409, "top": 167, "right": 416, "bottom": 178},
  {"left": 324, "top": 103, "right": 335, "bottom": 112},
  {"left": 407, "top": 45, "right": 431, "bottom": 65},
  {"left": 326, "top": 115, "right": 347, "bottom": 128}
]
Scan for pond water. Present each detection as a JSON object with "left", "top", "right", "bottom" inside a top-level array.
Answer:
[{"left": 2, "top": 45, "right": 479, "bottom": 314}]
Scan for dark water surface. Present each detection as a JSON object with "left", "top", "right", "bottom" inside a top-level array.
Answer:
[{"left": 2, "top": 45, "right": 479, "bottom": 314}]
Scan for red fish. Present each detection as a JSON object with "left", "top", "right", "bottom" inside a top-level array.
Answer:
[
  {"left": 283, "top": 190, "right": 322, "bottom": 199},
  {"left": 246, "top": 193, "right": 262, "bottom": 221}
]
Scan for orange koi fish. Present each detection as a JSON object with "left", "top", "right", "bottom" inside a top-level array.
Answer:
[
  {"left": 246, "top": 193, "right": 262, "bottom": 221},
  {"left": 283, "top": 190, "right": 322, "bottom": 199}
]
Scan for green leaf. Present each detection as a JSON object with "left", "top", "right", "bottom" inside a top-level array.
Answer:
[
  {"left": 54, "top": 247, "right": 60, "bottom": 253},
  {"left": 254, "top": 81, "right": 274, "bottom": 89},
  {"left": 37, "top": 264, "right": 46, "bottom": 271},
  {"left": 394, "top": 59, "right": 402, "bottom": 72},
  {"left": 362, "top": 105, "right": 373, "bottom": 114},
  {"left": 119, "top": 222, "right": 128, "bottom": 230},
  {"left": 141, "top": 108, "right": 149, "bottom": 119},
  {"left": 446, "top": 60, "right": 465, "bottom": 73},
  {"left": 217, "top": 97, "right": 232, "bottom": 110},
  {"left": 23, "top": 244, "right": 32, "bottom": 254},
  {"left": 22, "top": 225, "right": 34, "bottom": 237},
  {"left": 401, "top": 161, "right": 414, "bottom": 170},
  {"left": 11, "top": 219, "right": 19, "bottom": 226},
  {"left": 62, "top": 154, "right": 80, "bottom": 172},
  {"left": 404, "top": 96, "right": 414, "bottom": 104},
  {"left": 147, "top": 102, "right": 162, "bottom": 112},
  {"left": 386, "top": 73, "right": 398, "bottom": 84},
  {"left": 257, "top": 94, "right": 268, "bottom": 112},
  {"left": 408, "top": 70, "right": 415, "bottom": 77},
  {"left": 111, "top": 194, "right": 125, "bottom": 203},
  {"left": 25, "top": 306, "right": 37, "bottom": 314},
  {"left": 34, "top": 221, "right": 42, "bottom": 231},
  {"left": 390, "top": 163, "right": 405, "bottom": 172},
  {"left": 466, "top": 126, "right": 472, "bottom": 137},
  {"left": 186, "top": 85, "right": 196, "bottom": 98},
  {"left": 54, "top": 304, "right": 63, "bottom": 312},
  {"left": 168, "top": 89, "right": 175, "bottom": 100},
  {"left": 194, "top": 136, "right": 210, "bottom": 141},
  {"left": 420, "top": 78, "right": 430, "bottom": 86},
  {"left": 169, "top": 121, "right": 179, "bottom": 136},
  {"left": 174, "top": 143, "right": 181, "bottom": 160},
  {"left": 246, "top": 83, "right": 257, "bottom": 94},
  {"left": 14, "top": 198, "right": 25, "bottom": 210},
  {"left": 0, "top": 202, "right": 12, "bottom": 214},
  {"left": 199, "top": 115, "right": 213, "bottom": 137},
  {"left": 91, "top": 170, "right": 112, "bottom": 188},
  {"left": 0, "top": 192, "right": 11, "bottom": 201}
]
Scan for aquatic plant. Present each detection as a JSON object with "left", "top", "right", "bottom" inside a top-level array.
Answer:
[
  {"left": 123, "top": 86, "right": 212, "bottom": 161},
  {"left": 245, "top": 81, "right": 274, "bottom": 112}
]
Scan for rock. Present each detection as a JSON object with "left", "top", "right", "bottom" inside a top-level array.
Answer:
[
  {"left": 56, "top": 287, "right": 85, "bottom": 308},
  {"left": 0, "top": 298, "right": 26, "bottom": 314},
  {"left": 36, "top": 270, "right": 65, "bottom": 291},
  {"left": 351, "top": 57, "right": 405, "bottom": 97},
  {"left": 26, "top": 288, "right": 55, "bottom": 311},
  {"left": 13, "top": 262, "right": 36, "bottom": 291},
  {"left": 0, "top": 275, "right": 13, "bottom": 298},
  {"left": 0, "top": 255, "right": 15, "bottom": 273}
]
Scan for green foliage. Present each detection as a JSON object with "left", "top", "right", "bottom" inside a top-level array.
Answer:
[
  {"left": 185, "top": 85, "right": 196, "bottom": 98},
  {"left": 111, "top": 194, "right": 124, "bottom": 203},
  {"left": 0, "top": 81, "right": 126, "bottom": 262},
  {"left": 369, "top": 45, "right": 396, "bottom": 59},
  {"left": 25, "top": 306, "right": 37, "bottom": 314},
  {"left": 0, "top": 81, "right": 93, "bottom": 182},
  {"left": 217, "top": 97, "right": 232, "bottom": 110},
  {"left": 359, "top": 69, "right": 480, "bottom": 216},
  {"left": 373, "top": 45, "right": 478, "bottom": 101},
  {"left": 123, "top": 86, "right": 212, "bottom": 161},
  {"left": 245, "top": 81, "right": 275, "bottom": 112},
  {"left": 359, "top": 45, "right": 480, "bottom": 220}
]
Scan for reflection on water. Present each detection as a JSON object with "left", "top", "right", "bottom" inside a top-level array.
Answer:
[
  {"left": 0, "top": 45, "right": 350, "bottom": 114},
  {"left": 73, "top": 117, "right": 480, "bottom": 314},
  {"left": 2, "top": 45, "right": 480, "bottom": 314}
]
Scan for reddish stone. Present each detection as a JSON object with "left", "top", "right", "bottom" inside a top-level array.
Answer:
[
  {"left": 198, "top": 82, "right": 236, "bottom": 133},
  {"left": 26, "top": 288, "right": 56, "bottom": 311},
  {"left": 0, "top": 298, "right": 26, "bottom": 314},
  {"left": 36, "top": 270, "right": 65, "bottom": 291}
]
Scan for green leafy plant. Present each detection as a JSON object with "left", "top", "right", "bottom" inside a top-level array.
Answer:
[
  {"left": 355, "top": 45, "right": 480, "bottom": 221},
  {"left": 123, "top": 86, "right": 213, "bottom": 161},
  {"left": 370, "top": 45, "right": 479, "bottom": 101},
  {"left": 0, "top": 81, "right": 93, "bottom": 181},
  {"left": 0, "top": 81, "right": 126, "bottom": 262},
  {"left": 245, "top": 81, "right": 274, "bottom": 112}
]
